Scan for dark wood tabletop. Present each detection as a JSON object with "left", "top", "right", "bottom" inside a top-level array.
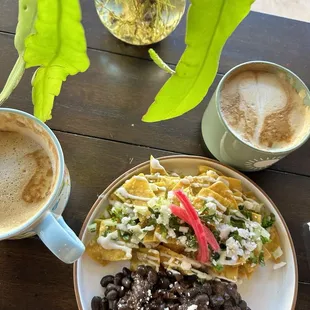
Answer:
[{"left": 1, "top": 1, "right": 310, "bottom": 309}]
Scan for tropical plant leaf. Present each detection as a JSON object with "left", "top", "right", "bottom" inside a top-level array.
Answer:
[
  {"left": 149, "top": 48, "right": 175, "bottom": 75},
  {"left": 142, "top": 0, "right": 254, "bottom": 122},
  {"left": 24, "top": 0, "right": 90, "bottom": 122},
  {"left": 0, "top": 0, "right": 37, "bottom": 105}
]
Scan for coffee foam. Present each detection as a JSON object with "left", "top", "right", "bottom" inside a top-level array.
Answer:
[
  {"left": 220, "top": 70, "right": 310, "bottom": 150},
  {"left": 0, "top": 132, "right": 54, "bottom": 234}
]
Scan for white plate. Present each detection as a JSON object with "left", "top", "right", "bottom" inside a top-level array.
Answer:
[{"left": 74, "top": 156, "right": 298, "bottom": 310}]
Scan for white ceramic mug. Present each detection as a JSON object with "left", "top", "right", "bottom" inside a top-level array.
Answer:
[{"left": 0, "top": 108, "right": 85, "bottom": 263}]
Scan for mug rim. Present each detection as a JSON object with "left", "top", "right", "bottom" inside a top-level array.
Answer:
[
  {"left": 215, "top": 60, "right": 310, "bottom": 154},
  {"left": 0, "top": 108, "right": 65, "bottom": 239}
]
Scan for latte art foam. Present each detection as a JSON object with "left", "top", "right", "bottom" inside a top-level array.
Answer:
[
  {"left": 220, "top": 70, "right": 310, "bottom": 150},
  {"left": 0, "top": 132, "right": 54, "bottom": 234}
]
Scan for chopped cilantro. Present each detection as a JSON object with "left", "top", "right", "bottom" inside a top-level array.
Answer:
[
  {"left": 169, "top": 216, "right": 181, "bottom": 230},
  {"left": 212, "top": 252, "right": 220, "bottom": 261},
  {"left": 240, "top": 210, "right": 252, "bottom": 219},
  {"left": 229, "top": 231, "right": 242, "bottom": 243},
  {"left": 238, "top": 205, "right": 244, "bottom": 211},
  {"left": 200, "top": 214, "right": 217, "bottom": 224},
  {"left": 259, "top": 251, "right": 265, "bottom": 266},
  {"left": 213, "top": 264, "right": 223, "bottom": 272},
  {"left": 262, "top": 213, "right": 275, "bottom": 229},
  {"left": 102, "top": 228, "right": 112, "bottom": 237},
  {"left": 220, "top": 243, "right": 226, "bottom": 250},
  {"left": 230, "top": 217, "right": 246, "bottom": 229},
  {"left": 261, "top": 236, "right": 270, "bottom": 244},
  {"left": 160, "top": 224, "right": 168, "bottom": 238},
  {"left": 186, "top": 234, "right": 198, "bottom": 248},
  {"left": 212, "top": 230, "right": 221, "bottom": 243},
  {"left": 120, "top": 231, "right": 132, "bottom": 241},
  {"left": 248, "top": 256, "right": 258, "bottom": 264}
]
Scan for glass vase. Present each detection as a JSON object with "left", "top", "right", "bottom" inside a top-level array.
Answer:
[{"left": 94, "top": 0, "right": 186, "bottom": 46}]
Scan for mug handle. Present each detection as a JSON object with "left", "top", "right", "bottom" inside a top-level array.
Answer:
[{"left": 34, "top": 212, "right": 85, "bottom": 264}]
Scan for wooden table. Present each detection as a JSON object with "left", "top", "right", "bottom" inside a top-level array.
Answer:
[{"left": 1, "top": 1, "right": 310, "bottom": 309}]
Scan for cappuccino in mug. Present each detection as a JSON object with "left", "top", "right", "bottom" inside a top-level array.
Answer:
[
  {"left": 220, "top": 70, "right": 310, "bottom": 151},
  {"left": 0, "top": 132, "right": 54, "bottom": 234},
  {"left": 0, "top": 108, "right": 84, "bottom": 264}
]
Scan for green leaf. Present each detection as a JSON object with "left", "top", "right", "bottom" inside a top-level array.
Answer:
[
  {"left": 24, "top": 0, "right": 90, "bottom": 122},
  {"left": 148, "top": 48, "right": 175, "bottom": 75},
  {"left": 142, "top": 0, "right": 254, "bottom": 122},
  {"left": 0, "top": 0, "right": 37, "bottom": 105}
]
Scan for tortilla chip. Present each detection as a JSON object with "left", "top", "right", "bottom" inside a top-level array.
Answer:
[
  {"left": 208, "top": 182, "right": 238, "bottom": 209},
  {"left": 193, "top": 187, "right": 231, "bottom": 211},
  {"left": 219, "top": 176, "right": 243, "bottom": 192},
  {"left": 251, "top": 212, "right": 262, "bottom": 224},
  {"left": 150, "top": 156, "right": 168, "bottom": 175},
  {"left": 86, "top": 239, "right": 127, "bottom": 264},
  {"left": 143, "top": 230, "right": 160, "bottom": 245},
  {"left": 157, "top": 246, "right": 203, "bottom": 275},
  {"left": 131, "top": 248, "right": 160, "bottom": 271},
  {"left": 198, "top": 165, "right": 223, "bottom": 176},
  {"left": 244, "top": 191, "right": 258, "bottom": 201},
  {"left": 165, "top": 238, "right": 185, "bottom": 253},
  {"left": 117, "top": 174, "right": 155, "bottom": 206},
  {"left": 264, "top": 226, "right": 282, "bottom": 263}
]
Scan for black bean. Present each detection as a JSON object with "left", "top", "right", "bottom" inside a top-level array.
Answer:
[
  {"left": 147, "top": 269, "right": 158, "bottom": 285},
  {"left": 174, "top": 273, "right": 183, "bottom": 282},
  {"left": 166, "top": 270, "right": 176, "bottom": 281},
  {"left": 195, "top": 294, "right": 210, "bottom": 305},
  {"left": 184, "top": 274, "right": 198, "bottom": 284},
  {"left": 118, "top": 285, "right": 126, "bottom": 298},
  {"left": 137, "top": 265, "right": 147, "bottom": 277},
  {"left": 224, "top": 292, "right": 231, "bottom": 300},
  {"left": 108, "top": 300, "right": 117, "bottom": 310},
  {"left": 91, "top": 296, "right": 102, "bottom": 310},
  {"left": 105, "top": 283, "right": 118, "bottom": 294},
  {"left": 210, "top": 294, "right": 225, "bottom": 307},
  {"left": 158, "top": 277, "right": 170, "bottom": 289},
  {"left": 106, "top": 289, "right": 118, "bottom": 301},
  {"left": 158, "top": 270, "right": 167, "bottom": 278},
  {"left": 100, "top": 275, "right": 114, "bottom": 287},
  {"left": 122, "top": 267, "right": 131, "bottom": 277},
  {"left": 114, "top": 272, "right": 124, "bottom": 285},
  {"left": 224, "top": 300, "right": 233, "bottom": 307},
  {"left": 212, "top": 281, "right": 226, "bottom": 295},
  {"left": 201, "top": 282, "right": 212, "bottom": 296},
  {"left": 239, "top": 300, "right": 248, "bottom": 310},
  {"left": 101, "top": 298, "right": 109, "bottom": 310},
  {"left": 122, "top": 277, "right": 132, "bottom": 288},
  {"left": 226, "top": 283, "right": 241, "bottom": 304},
  {"left": 185, "top": 287, "right": 200, "bottom": 298}
]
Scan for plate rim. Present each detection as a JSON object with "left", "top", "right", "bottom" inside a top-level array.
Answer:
[{"left": 73, "top": 155, "right": 298, "bottom": 310}]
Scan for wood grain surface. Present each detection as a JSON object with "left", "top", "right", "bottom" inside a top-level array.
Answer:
[{"left": 0, "top": 0, "right": 310, "bottom": 309}]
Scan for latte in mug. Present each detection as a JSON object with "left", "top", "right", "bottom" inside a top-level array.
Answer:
[
  {"left": 220, "top": 70, "right": 310, "bottom": 151},
  {"left": 0, "top": 131, "right": 54, "bottom": 234}
]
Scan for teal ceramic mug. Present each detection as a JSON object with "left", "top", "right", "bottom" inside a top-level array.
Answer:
[
  {"left": 0, "top": 108, "right": 84, "bottom": 263},
  {"left": 201, "top": 61, "right": 310, "bottom": 171}
]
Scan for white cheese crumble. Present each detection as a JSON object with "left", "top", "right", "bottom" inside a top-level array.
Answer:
[
  {"left": 187, "top": 305, "right": 198, "bottom": 310},
  {"left": 273, "top": 262, "right": 287, "bottom": 270},
  {"left": 179, "top": 226, "right": 189, "bottom": 233},
  {"left": 156, "top": 205, "right": 171, "bottom": 225},
  {"left": 181, "top": 260, "right": 192, "bottom": 271},
  {"left": 226, "top": 237, "right": 244, "bottom": 260}
]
